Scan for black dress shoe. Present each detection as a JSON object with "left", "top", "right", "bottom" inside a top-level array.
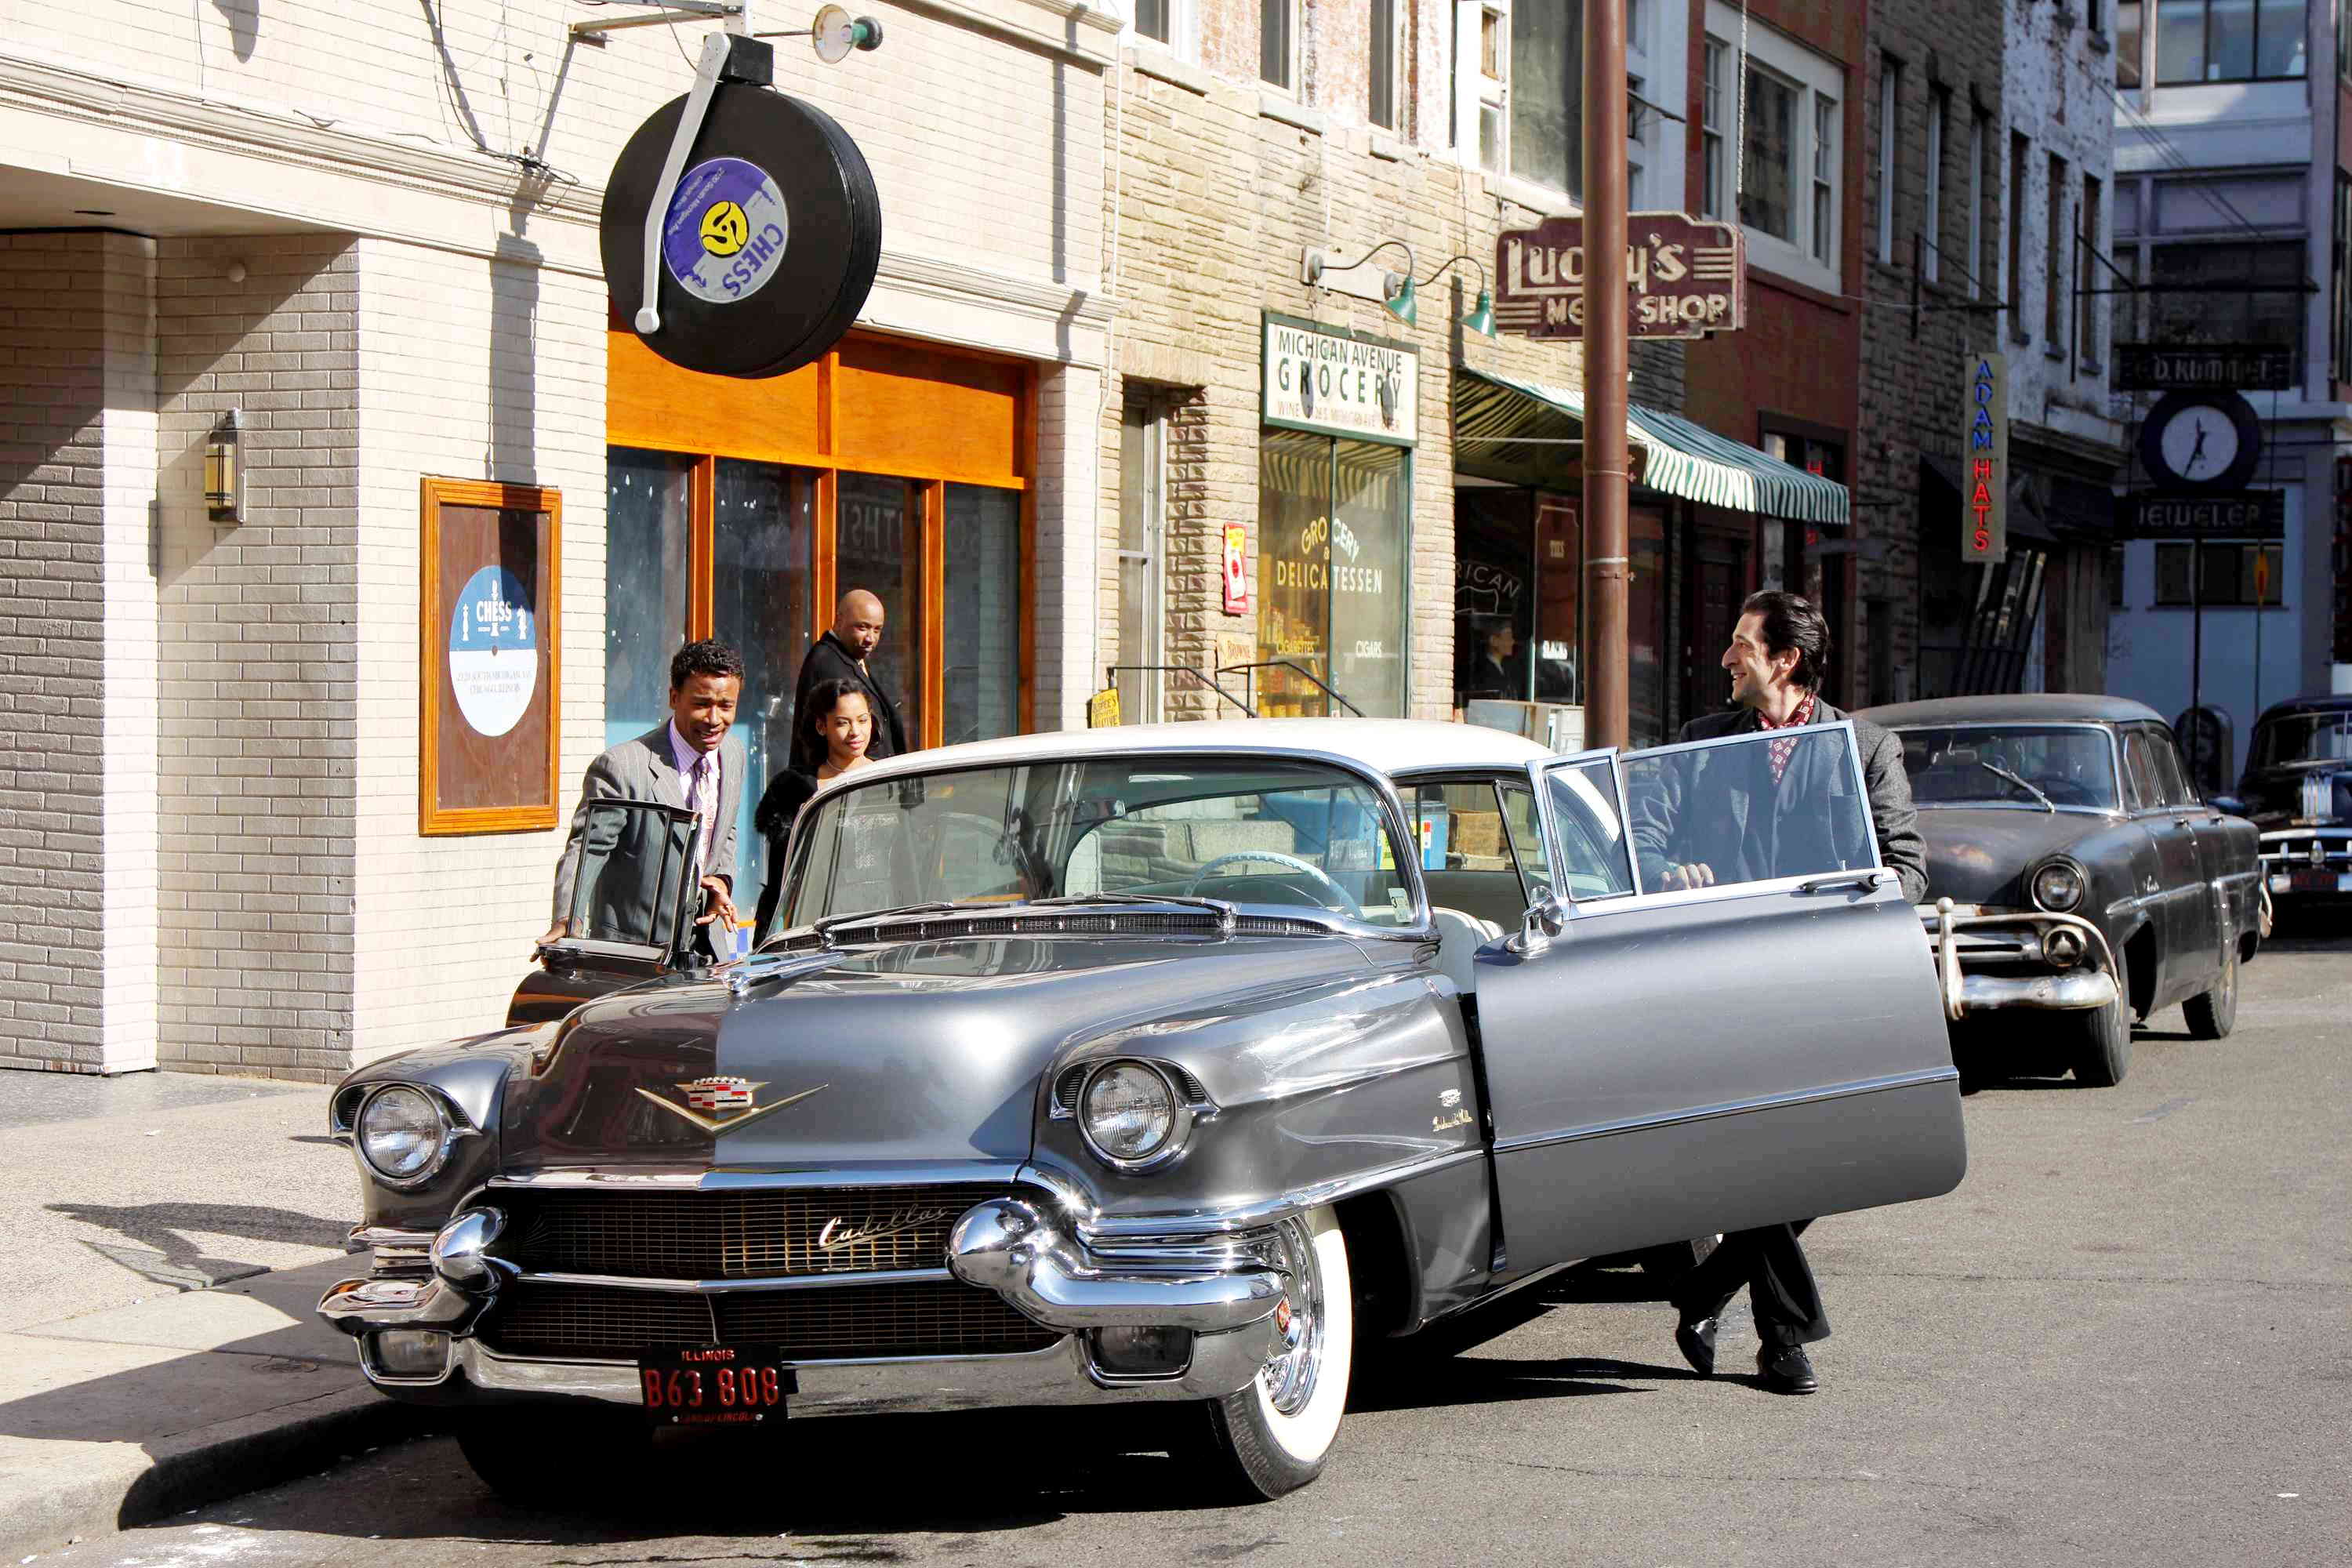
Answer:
[
  {"left": 1757, "top": 1344, "right": 1819, "bottom": 1395},
  {"left": 1673, "top": 1316, "right": 1718, "bottom": 1377}
]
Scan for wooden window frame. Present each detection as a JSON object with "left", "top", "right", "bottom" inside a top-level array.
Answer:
[
  {"left": 608, "top": 335, "right": 1036, "bottom": 746},
  {"left": 419, "top": 477, "right": 563, "bottom": 835}
]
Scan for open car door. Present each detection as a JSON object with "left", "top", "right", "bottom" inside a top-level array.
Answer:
[
  {"left": 1469, "top": 722, "right": 1965, "bottom": 1280},
  {"left": 508, "top": 798, "right": 704, "bottom": 1025}
]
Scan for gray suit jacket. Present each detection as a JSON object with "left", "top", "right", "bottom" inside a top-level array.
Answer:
[
  {"left": 550, "top": 724, "right": 747, "bottom": 932},
  {"left": 1635, "top": 699, "right": 1928, "bottom": 905}
]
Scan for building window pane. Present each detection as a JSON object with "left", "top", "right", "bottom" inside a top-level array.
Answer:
[
  {"left": 2078, "top": 175, "right": 2103, "bottom": 362},
  {"left": 1925, "top": 89, "right": 1946, "bottom": 282},
  {"left": 1117, "top": 401, "right": 1166, "bottom": 723},
  {"left": 1133, "top": 0, "right": 1170, "bottom": 44},
  {"left": 1260, "top": 0, "right": 1291, "bottom": 88},
  {"left": 2253, "top": 0, "right": 2304, "bottom": 77},
  {"left": 1259, "top": 430, "right": 1334, "bottom": 716},
  {"left": 835, "top": 473, "right": 925, "bottom": 745},
  {"left": 2150, "top": 240, "right": 2306, "bottom": 376},
  {"left": 1968, "top": 114, "right": 1986, "bottom": 296},
  {"left": 604, "top": 448, "right": 693, "bottom": 746},
  {"left": 2009, "top": 131, "right": 2031, "bottom": 340},
  {"left": 2113, "top": 244, "right": 2143, "bottom": 348},
  {"left": 1744, "top": 67, "right": 1798, "bottom": 242},
  {"left": 2118, "top": 2, "right": 2143, "bottom": 85},
  {"left": 1701, "top": 37, "right": 1726, "bottom": 217},
  {"left": 712, "top": 460, "right": 815, "bottom": 920},
  {"left": 943, "top": 485, "right": 1022, "bottom": 746},
  {"left": 2155, "top": 0, "right": 2209, "bottom": 82},
  {"left": 1371, "top": 0, "right": 1397, "bottom": 127},
  {"left": 1329, "top": 441, "right": 1409, "bottom": 719},
  {"left": 2153, "top": 541, "right": 2285, "bottom": 605},
  {"left": 2335, "top": 172, "right": 2352, "bottom": 382},
  {"left": 2208, "top": 0, "right": 2257, "bottom": 79},
  {"left": 1877, "top": 56, "right": 1900, "bottom": 263},
  {"left": 2045, "top": 154, "right": 2068, "bottom": 347},
  {"left": 1511, "top": 0, "right": 1583, "bottom": 196},
  {"left": 1813, "top": 95, "right": 1838, "bottom": 264}
]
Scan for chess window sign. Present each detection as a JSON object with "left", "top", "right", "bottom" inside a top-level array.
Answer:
[
  {"left": 421, "top": 477, "right": 562, "bottom": 835},
  {"left": 1961, "top": 354, "right": 2009, "bottom": 563},
  {"left": 1261, "top": 314, "right": 1417, "bottom": 446}
]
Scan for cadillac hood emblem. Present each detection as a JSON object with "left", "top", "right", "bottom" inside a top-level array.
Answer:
[{"left": 635, "top": 1076, "right": 830, "bottom": 1135}]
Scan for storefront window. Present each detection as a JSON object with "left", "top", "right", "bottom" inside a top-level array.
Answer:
[
  {"left": 837, "top": 473, "right": 927, "bottom": 745},
  {"left": 1628, "top": 506, "right": 1669, "bottom": 746},
  {"left": 944, "top": 484, "right": 1022, "bottom": 746},
  {"left": 1330, "top": 443, "right": 1409, "bottom": 719},
  {"left": 712, "top": 459, "right": 816, "bottom": 915},
  {"left": 1258, "top": 431, "right": 1410, "bottom": 717},
  {"left": 1534, "top": 498, "right": 1582, "bottom": 703},
  {"left": 605, "top": 448, "right": 693, "bottom": 749}
]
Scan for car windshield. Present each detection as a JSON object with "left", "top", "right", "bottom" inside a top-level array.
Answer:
[
  {"left": 2253, "top": 713, "right": 2352, "bottom": 767},
  {"left": 775, "top": 755, "right": 1417, "bottom": 933},
  {"left": 1893, "top": 725, "right": 2121, "bottom": 811}
]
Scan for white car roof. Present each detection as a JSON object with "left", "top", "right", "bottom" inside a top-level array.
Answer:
[{"left": 840, "top": 718, "right": 1551, "bottom": 786}]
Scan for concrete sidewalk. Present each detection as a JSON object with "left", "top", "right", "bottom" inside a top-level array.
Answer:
[
  {"left": 0, "top": 1069, "right": 419, "bottom": 1558},
  {"left": 0, "top": 1258, "right": 426, "bottom": 1559}
]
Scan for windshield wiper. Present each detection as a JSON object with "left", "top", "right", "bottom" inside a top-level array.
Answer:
[
  {"left": 1977, "top": 762, "right": 2056, "bottom": 813},
  {"left": 812, "top": 901, "right": 967, "bottom": 939},
  {"left": 1029, "top": 891, "right": 1241, "bottom": 932}
]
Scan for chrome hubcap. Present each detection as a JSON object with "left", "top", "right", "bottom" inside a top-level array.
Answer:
[{"left": 1259, "top": 1214, "right": 1322, "bottom": 1417}]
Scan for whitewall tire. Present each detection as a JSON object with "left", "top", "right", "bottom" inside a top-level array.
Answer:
[{"left": 1200, "top": 1204, "right": 1353, "bottom": 1500}]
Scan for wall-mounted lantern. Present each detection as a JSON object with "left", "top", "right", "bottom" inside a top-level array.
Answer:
[{"left": 204, "top": 410, "right": 243, "bottom": 522}]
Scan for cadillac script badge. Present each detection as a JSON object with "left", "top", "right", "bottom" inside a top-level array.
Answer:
[{"left": 635, "top": 1076, "right": 829, "bottom": 1135}]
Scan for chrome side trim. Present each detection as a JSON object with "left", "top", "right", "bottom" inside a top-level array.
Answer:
[
  {"left": 511, "top": 1267, "right": 954, "bottom": 1294},
  {"left": 1069, "top": 1143, "right": 1491, "bottom": 1240},
  {"left": 1490, "top": 1067, "right": 1961, "bottom": 1157}
]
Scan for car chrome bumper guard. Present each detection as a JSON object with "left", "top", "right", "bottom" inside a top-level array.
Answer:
[
  {"left": 1922, "top": 902, "right": 2120, "bottom": 1022},
  {"left": 320, "top": 1196, "right": 1289, "bottom": 1414}
]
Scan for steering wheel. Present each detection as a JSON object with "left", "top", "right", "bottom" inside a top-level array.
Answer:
[{"left": 1185, "top": 850, "right": 1362, "bottom": 917}]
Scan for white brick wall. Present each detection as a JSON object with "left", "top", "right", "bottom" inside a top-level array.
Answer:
[
  {"left": 350, "top": 236, "right": 610, "bottom": 1065},
  {"left": 154, "top": 234, "right": 361, "bottom": 1082},
  {"left": 0, "top": 232, "right": 155, "bottom": 1073}
]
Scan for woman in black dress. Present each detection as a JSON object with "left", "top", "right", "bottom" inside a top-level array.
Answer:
[{"left": 751, "top": 679, "right": 877, "bottom": 942}]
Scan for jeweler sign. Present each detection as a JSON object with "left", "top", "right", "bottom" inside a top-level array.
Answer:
[
  {"left": 2114, "top": 343, "right": 2294, "bottom": 392},
  {"left": 1961, "top": 353, "right": 2009, "bottom": 562},
  {"left": 2117, "top": 492, "right": 2285, "bottom": 539},
  {"left": 1493, "top": 213, "right": 1744, "bottom": 340},
  {"left": 1262, "top": 315, "right": 1417, "bottom": 445}
]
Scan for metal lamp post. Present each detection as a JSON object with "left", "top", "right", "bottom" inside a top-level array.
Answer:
[{"left": 1581, "top": 0, "right": 1631, "bottom": 749}]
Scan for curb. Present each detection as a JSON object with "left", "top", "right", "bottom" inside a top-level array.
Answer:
[{"left": 2, "top": 1384, "right": 431, "bottom": 1561}]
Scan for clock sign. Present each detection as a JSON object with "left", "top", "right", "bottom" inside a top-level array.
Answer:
[{"left": 2138, "top": 390, "right": 2262, "bottom": 492}]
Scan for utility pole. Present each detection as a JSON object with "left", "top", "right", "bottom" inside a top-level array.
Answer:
[{"left": 1581, "top": 0, "right": 1631, "bottom": 749}]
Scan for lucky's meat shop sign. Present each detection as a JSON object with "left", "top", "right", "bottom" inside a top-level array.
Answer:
[{"left": 1493, "top": 214, "right": 1747, "bottom": 340}]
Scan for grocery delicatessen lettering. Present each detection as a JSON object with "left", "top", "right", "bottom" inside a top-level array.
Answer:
[
  {"left": 1269, "top": 516, "right": 1385, "bottom": 595},
  {"left": 1271, "top": 329, "right": 1405, "bottom": 405}
]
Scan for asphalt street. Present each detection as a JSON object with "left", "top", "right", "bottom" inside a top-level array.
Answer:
[{"left": 25, "top": 917, "right": 2350, "bottom": 1568}]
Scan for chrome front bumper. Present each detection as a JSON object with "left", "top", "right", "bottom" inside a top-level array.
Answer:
[
  {"left": 1921, "top": 902, "right": 2120, "bottom": 1022},
  {"left": 320, "top": 1196, "right": 1287, "bottom": 1414}
]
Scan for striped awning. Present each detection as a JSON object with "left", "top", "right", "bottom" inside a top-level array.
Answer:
[{"left": 1454, "top": 368, "right": 1850, "bottom": 525}]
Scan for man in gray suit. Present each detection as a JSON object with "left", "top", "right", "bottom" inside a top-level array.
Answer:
[{"left": 541, "top": 639, "right": 749, "bottom": 960}]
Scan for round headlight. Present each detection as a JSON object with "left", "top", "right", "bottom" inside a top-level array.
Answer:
[
  {"left": 1080, "top": 1062, "right": 1178, "bottom": 1164},
  {"left": 358, "top": 1086, "right": 448, "bottom": 1182},
  {"left": 2031, "top": 862, "right": 2085, "bottom": 913}
]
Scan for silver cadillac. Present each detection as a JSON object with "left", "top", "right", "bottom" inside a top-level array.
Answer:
[{"left": 321, "top": 718, "right": 1966, "bottom": 1501}]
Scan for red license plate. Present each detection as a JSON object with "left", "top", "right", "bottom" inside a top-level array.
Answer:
[{"left": 636, "top": 1345, "right": 795, "bottom": 1426}]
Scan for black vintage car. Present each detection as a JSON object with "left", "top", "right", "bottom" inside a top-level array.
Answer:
[
  {"left": 1857, "top": 695, "right": 2265, "bottom": 1087},
  {"left": 2236, "top": 694, "right": 2352, "bottom": 911}
]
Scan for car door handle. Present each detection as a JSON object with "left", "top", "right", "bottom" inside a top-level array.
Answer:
[{"left": 1797, "top": 870, "right": 1890, "bottom": 895}]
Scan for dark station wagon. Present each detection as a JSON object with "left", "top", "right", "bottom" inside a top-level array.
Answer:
[
  {"left": 2236, "top": 693, "right": 2352, "bottom": 912},
  {"left": 1858, "top": 695, "right": 2265, "bottom": 1087}
]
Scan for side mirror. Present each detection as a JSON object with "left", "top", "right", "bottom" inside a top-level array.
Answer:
[{"left": 1508, "top": 897, "right": 1566, "bottom": 954}]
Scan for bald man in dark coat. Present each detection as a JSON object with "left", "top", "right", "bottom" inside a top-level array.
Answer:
[{"left": 789, "top": 589, "right": 910, "bottom": 771}]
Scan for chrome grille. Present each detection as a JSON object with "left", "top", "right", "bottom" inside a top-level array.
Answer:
[
  {"left": 486, "top": 1279, "right": 1057, "bottom": 1361},
  {"left": 502, "top": 1185, "right": 1000, "bottom": 1279}
]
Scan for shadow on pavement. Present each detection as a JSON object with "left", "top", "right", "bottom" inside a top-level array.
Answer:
[{"left": 47, "top": 1200, "right": 354, "bottom": 1290}]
